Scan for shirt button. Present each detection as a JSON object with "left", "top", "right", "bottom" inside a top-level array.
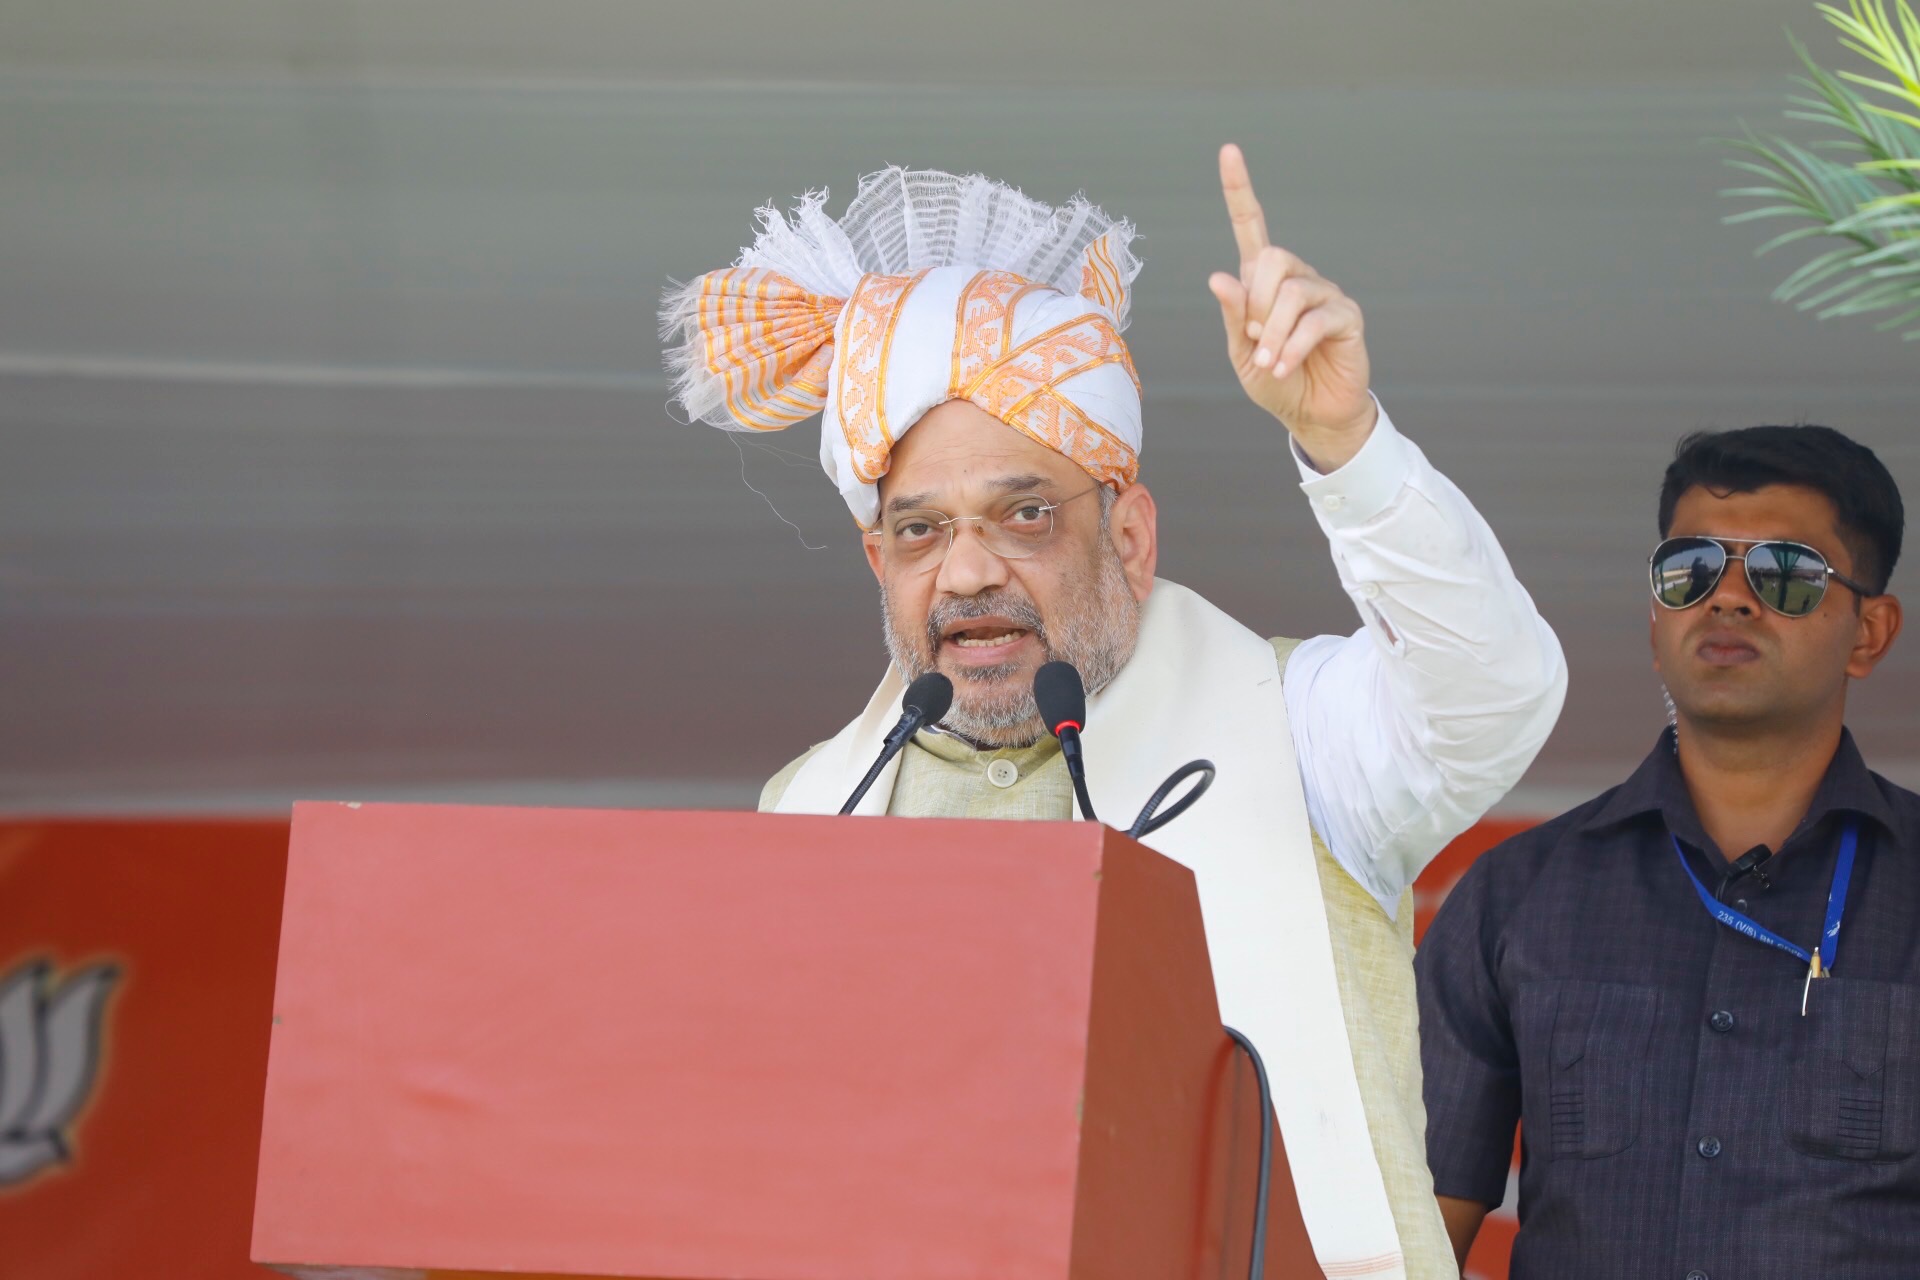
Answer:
[
  {"left": 1708, "top": 1009, "right": 1735, "bottom": 1034},
  {"left": 1685, "top": 1271, "right": 1709, "bottom": 1280},
  {"left": 1697, "top": 1136, "right": 1722, "bottom": 1159},
  {"left": 986, "top": 759, "right": 1018, "bottom": 788},
  {"left": 1358, "top": 581, "right": 1382, "bottom": 600},
  {"left": 1319, "top": 493, "right": 1347, "bottom": 512},
  {"left": 1733, "top": 899, "right": 1749, "bottom": 912}
]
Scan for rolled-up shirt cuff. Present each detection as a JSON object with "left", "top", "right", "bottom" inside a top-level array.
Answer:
[{"left": 1291, "top": 396, "right": 1413, "bottom": 528}]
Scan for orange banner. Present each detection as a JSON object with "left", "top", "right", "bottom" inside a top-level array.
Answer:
[{"left": 0, "top": 821, "right": 288, "bottom": 1280}]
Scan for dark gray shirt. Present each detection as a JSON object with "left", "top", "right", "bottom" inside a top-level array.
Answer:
[{"left": 1417, "top": 728, "right": 1920, "bottom": 1280}]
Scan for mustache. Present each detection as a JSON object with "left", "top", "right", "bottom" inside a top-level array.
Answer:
[
  {"left": 1685, "top": 615, "right": 1768, "bottom": 647},
  {"left": 924, "top": 591, "right": 1048, "bottom": 654}
]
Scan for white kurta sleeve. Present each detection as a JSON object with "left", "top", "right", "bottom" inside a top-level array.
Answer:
[{"left": 1280, "top": 402, "right": 1567, "bottom": 917}]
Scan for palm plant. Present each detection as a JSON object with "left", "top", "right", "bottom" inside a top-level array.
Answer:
[{"left": 1722, "top": 0, "right": 1920, "bottom": 338}]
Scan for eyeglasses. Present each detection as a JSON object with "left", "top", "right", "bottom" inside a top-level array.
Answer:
[
  {"left": 868, "top": 486, "right": 1101, "bottom": 574},
  {"left": 1648, "top": 535, "right": 1874, "bottom": 618}
]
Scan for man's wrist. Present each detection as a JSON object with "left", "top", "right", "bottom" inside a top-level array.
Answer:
[
  {"left": 1286, "top": 397, "right": 1381, "bottom": 473},
  {"left": 1293, "top": 397, "right": 1408, "bottom": 527}
]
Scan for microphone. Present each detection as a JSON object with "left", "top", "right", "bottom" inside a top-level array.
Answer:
[
  {"left": 1730, "top": 845, "right": 1774, "bottom": 890},
  {"left": 839, "top": 672, "right": 953, "bottom": 815},
  {"left": 1034, "top": 661, "right": 1097, "bottom": 822}
]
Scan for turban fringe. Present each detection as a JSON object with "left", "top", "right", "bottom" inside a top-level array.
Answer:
[
  {"left": 659, "top": 169, "right": 1144, "bottom": 526},
  {"left": 659, "top": 268, "right": 843, "bottom": 432}
]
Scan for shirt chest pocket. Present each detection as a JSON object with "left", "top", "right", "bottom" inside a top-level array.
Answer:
[
  {"left": 1516, "top": 979, "right": 1659, "bottom": 1160},
  {"left": 1786, "top": 977, "right": 1920, "bottom": 1162}
]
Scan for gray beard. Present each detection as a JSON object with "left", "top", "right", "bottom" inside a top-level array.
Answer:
[{"left": 879, "top": 539, "right": 1143, "bottom": 747}]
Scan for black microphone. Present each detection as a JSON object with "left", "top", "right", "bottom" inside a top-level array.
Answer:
[
  {"left": 1730, "top": 844, "right": 1774, "bottom": 890},
  {"left": 1033, "top": 661, "right": 1097, "bottom": 822},
  {"left": 839, "top": 672, "right": 953, "bottom": 815}
]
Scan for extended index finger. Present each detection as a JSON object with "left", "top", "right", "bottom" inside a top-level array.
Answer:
[{"left": 1219, "top": 143, "right": 1269, "bottom": 265}]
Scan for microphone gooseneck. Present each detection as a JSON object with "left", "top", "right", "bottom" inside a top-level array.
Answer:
[
  {"left": 1033, "top": 661, "right": 1097, "bottom": 823},
  {"left": 838, "top": 673, "right": 954, "bottom": 815}
]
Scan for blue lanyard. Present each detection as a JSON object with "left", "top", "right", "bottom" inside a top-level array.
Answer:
[{"left": 1669, "top": 822, "right": 1859, "bottom": 975}]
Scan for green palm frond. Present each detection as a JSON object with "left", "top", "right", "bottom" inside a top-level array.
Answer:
[
  {"left": 1722, "top": 1, "right": 1920, "bottom": 339},
  {"left": 1820, "top": 0, "right": 1920, "bottom": 109}
]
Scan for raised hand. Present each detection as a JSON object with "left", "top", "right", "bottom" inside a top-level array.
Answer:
[{"left": 1208, "top": 143, "right": 1378, "bottom": 471}]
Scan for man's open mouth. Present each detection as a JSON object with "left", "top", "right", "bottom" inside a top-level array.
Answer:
[{"left": 947, "top": 625, "right": 1031, "bottom": 648}]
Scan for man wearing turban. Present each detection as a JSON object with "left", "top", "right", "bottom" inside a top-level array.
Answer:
[{"left": 661, "top": 148, "right": 1566, "bottom": 1279}]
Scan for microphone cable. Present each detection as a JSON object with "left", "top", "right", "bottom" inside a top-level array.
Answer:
[
  {"left": 1126, "top": 760, "right": 1216, "bottom": 840},
  {"left": 1032, "top": 668, "right": 1253, "bottom": 1275},
  {"left": 1223, "top": 1025, "right": 1274, "bottom": 1280}
]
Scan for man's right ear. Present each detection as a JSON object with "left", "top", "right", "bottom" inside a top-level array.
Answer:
[
  {"left": 863, "top": 532, "right": 887, "bottom": 585},
  {"left": 1108, "top": 482, "right": 1159, "bottom": 603}
]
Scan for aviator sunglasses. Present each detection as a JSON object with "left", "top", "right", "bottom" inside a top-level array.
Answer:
[{"left": 1649, "top": 535, "right": 1874, "bottom": 618}]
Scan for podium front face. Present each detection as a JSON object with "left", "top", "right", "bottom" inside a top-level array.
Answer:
[{"left": 253, "top": 804, "right": 1313, "bottom": 1280}]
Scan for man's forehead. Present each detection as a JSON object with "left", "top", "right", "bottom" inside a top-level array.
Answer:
[{"left": 1670, "top": 483, "right": 1843, "bottom": 542}]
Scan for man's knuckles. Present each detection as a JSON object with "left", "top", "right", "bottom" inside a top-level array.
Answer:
[{"left": 1271, "top": 275, "right": 1327, "bottom": 314}]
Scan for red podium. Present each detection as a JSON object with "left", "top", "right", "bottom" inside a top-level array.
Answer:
[{"left": 252, "top": 803, "right": 1317, "bottom": 1279}]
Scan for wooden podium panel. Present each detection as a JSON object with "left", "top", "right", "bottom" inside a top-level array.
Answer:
[{"left": 253, "top": 803, "right": 1315, "bottom": 1279}]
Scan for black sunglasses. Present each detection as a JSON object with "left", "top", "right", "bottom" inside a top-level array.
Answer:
[{"left": 1649, "top": 535, "right": 1873, "bottom": 618}]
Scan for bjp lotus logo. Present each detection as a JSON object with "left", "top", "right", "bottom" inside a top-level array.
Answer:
[{"left": 0, "top": 959, "right": 119, "bottom": 1186}]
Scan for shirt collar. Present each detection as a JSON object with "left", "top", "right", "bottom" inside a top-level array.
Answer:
[
  {"left": 912, "top": 725, "right": 1062, "bottom": 770},
  {"left": 1581, "top": 725, "right": 1901, "bottom": 851}
]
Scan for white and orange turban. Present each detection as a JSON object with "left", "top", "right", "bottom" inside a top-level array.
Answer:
[{"left": 660, "top": 168, "right": 1145, "bottom": 528}]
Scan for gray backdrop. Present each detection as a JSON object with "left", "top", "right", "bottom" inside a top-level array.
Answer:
[{"left": 4, "top": 0, "right": 1915, "bottom": 813}]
